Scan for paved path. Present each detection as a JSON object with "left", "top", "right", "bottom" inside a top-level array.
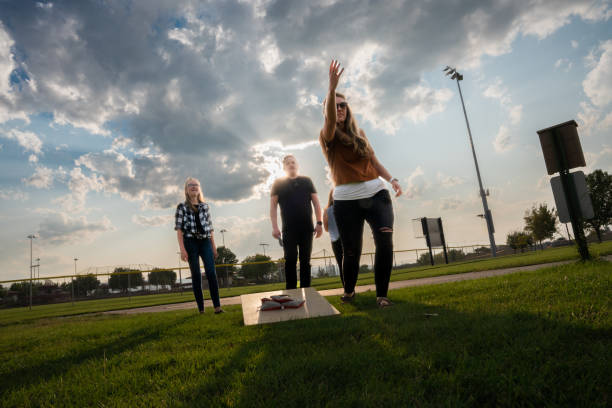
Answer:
[{"left": 104, "top": 256, "right": 611, "bottom": 315}]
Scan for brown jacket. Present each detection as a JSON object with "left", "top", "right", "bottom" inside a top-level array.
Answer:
[{"left": 319, "top": 129, "right": 378, "bottom": 185}]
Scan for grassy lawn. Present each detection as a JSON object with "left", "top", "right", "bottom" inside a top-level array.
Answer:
[
  {"left": 0, "top": 259, "right": 610, "bottom": 407},
  {"left": 1, "top": 240, "right": 610, "bottom": 325}
]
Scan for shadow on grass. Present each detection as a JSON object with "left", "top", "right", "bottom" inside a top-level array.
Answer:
[
  {"left": 0, "top": 314, "right": 198, "bottom": 392},
  {"left": 178, "top": 294, "right": 610, "bottom": 407}
]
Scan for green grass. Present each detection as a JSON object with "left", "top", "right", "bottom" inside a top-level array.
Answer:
[
  {"left": 1, "top": 241, "right": 611, "bottom": 326},
  {"left": 0, "top": 259, "right": 610, "bottom": 407}
]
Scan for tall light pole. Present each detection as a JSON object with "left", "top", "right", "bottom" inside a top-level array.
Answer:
[
  {"left": 27, "top": 234, "right": 36, "bottom": 310},
  {"left": 72, "top": 257, "right": 78, "bottom": 306},
  {"left": 35, "top": 258, "right": 40, "bottom": 280},
  {"left": 219, "top": 229, "right": 229, "bottom": 288},
  {"left": 259, "top": 243, "right": 269, "bottom": 257},
  {"left": 219, "top": 229, "right": 227, "bottom": 248},
  {"left": 444, "top": 66, "right": 497, "bottom": 257}
]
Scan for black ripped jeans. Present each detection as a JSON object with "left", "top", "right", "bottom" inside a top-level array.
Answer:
[{"left": 333, "top": 189, "right": 394, "bottom": 297}]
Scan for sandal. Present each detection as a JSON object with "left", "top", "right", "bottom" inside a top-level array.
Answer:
[
  {"left": 377, "top": 297, "right": 393, "bottom": 308},
  {"left": 214, "top": 309, "right": 225, "bottom": 314},
  {"left": 340, "top": 292, "right": 355, "bottom": 303}
]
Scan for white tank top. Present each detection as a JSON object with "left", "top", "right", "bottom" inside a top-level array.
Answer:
[{"left": 332, "top": 178, "right": 386, "bottom": 201}]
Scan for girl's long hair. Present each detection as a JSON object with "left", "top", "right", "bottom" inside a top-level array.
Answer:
[
  {"left": 326, "top": 189, "right": 334, "bottom": 209},
  {"left": 184, "top": 177, "right": 205, "bottom": 213},
  {"left": 331, "top": 92, "right": 372, "bottom": 157}
]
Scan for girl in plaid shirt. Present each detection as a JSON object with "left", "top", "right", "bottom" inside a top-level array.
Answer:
[{"left": 175, "top": 177, "right": 224, "bottom": 314}]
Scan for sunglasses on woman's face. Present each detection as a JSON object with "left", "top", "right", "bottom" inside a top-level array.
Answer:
[
  {"left": 187, "top": 183, "right": 200, "bottom": 188},
  {"left": 336, "top": 102, "right": 348, "bottom": 109}
]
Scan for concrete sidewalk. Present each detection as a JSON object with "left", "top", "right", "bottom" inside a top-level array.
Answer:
[{"left": 104, "top": 256, "right": 611, "bottom": 315}]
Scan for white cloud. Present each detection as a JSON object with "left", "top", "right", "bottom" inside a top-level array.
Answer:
[
  {"left": 23, "top": 165, "right": 56, "bottom": 189},
  {"left": 38, "top": 212, "right": 114, "bottom": 246},
  {"left": 132, "top": 214, "right": 173, "bottom": 227},
  {"left": 483, "top": 77, "right": 522, "bottom": 146},
  {"left": 0, "top": 0, "right": 610, "bottom": 205},
  {"left": 583, "top": 39, "right": 612, "bottom": 107},
  {"left": 212, "top": 214, "right": 271, "bottom": 253},
  {"left": 0, "top": 25, "right": 14, "bottom": 93},
  {"left": 403, "top": 85, "right": 453, "bottom": 124},
  {"left": 0, "top": 188, "right": 29, "bottom": 200},
  {"left": 536, "top": 175, "right": 549, "bottom": 191},
  {"left": 483, "top": 78, "right": 511, "bottom": 104},
  {"left": 508, "top": 104, "right": 523, "bottom": 125},
  {"left": 577, "top": 101, "right": 601, "bottom": 135},
  {"left": 493, "top": 125, "right": 513, "bottom": 152},
  {"left": 578, "top": 40, "right": 612, "bottom": 135},
  {"left": 516, "top": 1, "right": 612, "bottom": 39},
  {"left": 601, "top": 111, "right": 612, "bottom": 129},
  {"left": 583, "top": 145, "right": 612, "bottom": 171},
  {"left": 404, "top": 166, "right": 428, "bottom": 199},
  {"left": 259, "top": 35, "right": 283, "bottom": 74},
  {"left": 554, "top": 57, "right": 573, "bottom": 71},
  {"left": 53, "top": 167, "right": 103, "bottom": 212},
  {"left": 571, "top": 40, "right": 579, "bottom": 48},
  {"left": 1, "top": 129, "right": 42, "bottom": 154},
  {"left": 440, "top": 196, "right": 463, "bottom": 210},
  {"left": 437, "top": 172, "right": 465, "bottom": 188}
]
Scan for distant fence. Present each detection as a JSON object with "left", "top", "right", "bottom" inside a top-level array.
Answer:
[{"left": 0, "top": 244, "right": 493, "bottom": 307}]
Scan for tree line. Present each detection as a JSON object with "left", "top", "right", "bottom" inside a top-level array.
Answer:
[{"left": 506, "top": 169, "right": 611, "bottom": 252}]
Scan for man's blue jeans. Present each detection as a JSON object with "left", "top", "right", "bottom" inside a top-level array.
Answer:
[{"left": 183, "top": 237, "right": 221, "bottom": 311}]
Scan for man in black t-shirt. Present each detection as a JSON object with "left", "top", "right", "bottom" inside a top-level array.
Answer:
[{"left": 270, "top": 155, "right": 323, "bottom": 289}]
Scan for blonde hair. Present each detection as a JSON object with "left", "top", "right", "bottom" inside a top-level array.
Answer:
[
  {"left": 184, "top": 177, "right": 205, "bottom": 213},
  {"left": 325, "top": 92, "right": 372, "bottom": 157},
  {"left": 326, "top": 189, "right": 334, "bottom": 209}
]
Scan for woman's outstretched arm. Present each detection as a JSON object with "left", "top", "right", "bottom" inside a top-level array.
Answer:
[
  {"left": 371, "top": 150, "right": 403, "bottom": 197},
  {"left": 322, "top": 60, "right": 344, "bottom": 142}
]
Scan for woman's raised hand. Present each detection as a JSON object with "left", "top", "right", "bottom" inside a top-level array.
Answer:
[{"left": 329, "top": 60, "right": 344, "bottom": 91}]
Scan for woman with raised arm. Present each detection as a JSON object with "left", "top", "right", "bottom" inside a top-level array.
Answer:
[
  {"left": 319, "top": 60, "right": 403, "bottom": 308},
  {"left": 175, "top": 177, "right": 224, "bottom": 314}
]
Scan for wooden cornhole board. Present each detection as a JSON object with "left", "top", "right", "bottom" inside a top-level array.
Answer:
[{"left": 241, "top": 287, "right": 340, "bottom": 326}]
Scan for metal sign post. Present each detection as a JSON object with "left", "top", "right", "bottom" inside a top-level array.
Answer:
[
  {"left": 421, "top": 218, "right": 434, "bottom": 266},
  {"left": 415, "top": 217, "right": 449, "bottom": 265},
  {"left": 537, "top": 120, "right": 590, "bottom": 261},
  {"left": 438, "top": 218, "right": 449, "bottom": 264}
]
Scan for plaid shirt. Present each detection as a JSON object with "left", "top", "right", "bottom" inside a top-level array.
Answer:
[{"left": 174, "top": 201, "right": 214, "bottom": 239}]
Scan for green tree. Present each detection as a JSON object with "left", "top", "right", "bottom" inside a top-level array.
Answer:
[
  {"left": 0, "top": 284, "right": 7, "bottom": 299},
  {"left": 72, "top": 274, "right": 100, "bottom": 297},
  {"left": 359, "top": 264, "right": 371, "bottom": 274},
  {"left": 585, "top": 169, "right": 612, "bottom": 243},
  {"left": 241, "top": 254, "right": 273, "bottom": 283},
  {"left": 217, "top": 246, "right": 238, "bottom": 286},
  {"left": 148, "top": 269, "right": 177, "bottom": 288},
  {"left": 524, "top": 203, "right": 558, "bottom": 249},
  {"left": 506, "top": 231, "right": 533, "bottom": 253},
  {"left": 473, "top": 246, "right": 490, "bottom": 255},
  {"left": 417, "top": 249, "right": 465, "bottom": 265},
  {"left": 417, "top": 252, "right": 433, "bottom": 266},
  {"left": 108, "top": 268, "right": 144, "bottom": 293},
  {"left": 10, "top": 281, "right": 39, "bottom": 296}
]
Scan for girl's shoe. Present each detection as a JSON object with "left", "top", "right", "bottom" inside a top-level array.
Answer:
[
  {"left": 340, "top": 292, "right": 355, "bottom": 303},
  {"left": 376, "top": 297, "right": 393, "bottom": 308}
]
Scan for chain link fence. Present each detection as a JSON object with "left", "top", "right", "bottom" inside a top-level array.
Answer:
[{"left": 0, "top": 245, "right": 492, "bottom": 308}]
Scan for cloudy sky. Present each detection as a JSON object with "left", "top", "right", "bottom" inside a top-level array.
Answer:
[{"left": 0, "top": 0, "right": 611, "bottom": 281}]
